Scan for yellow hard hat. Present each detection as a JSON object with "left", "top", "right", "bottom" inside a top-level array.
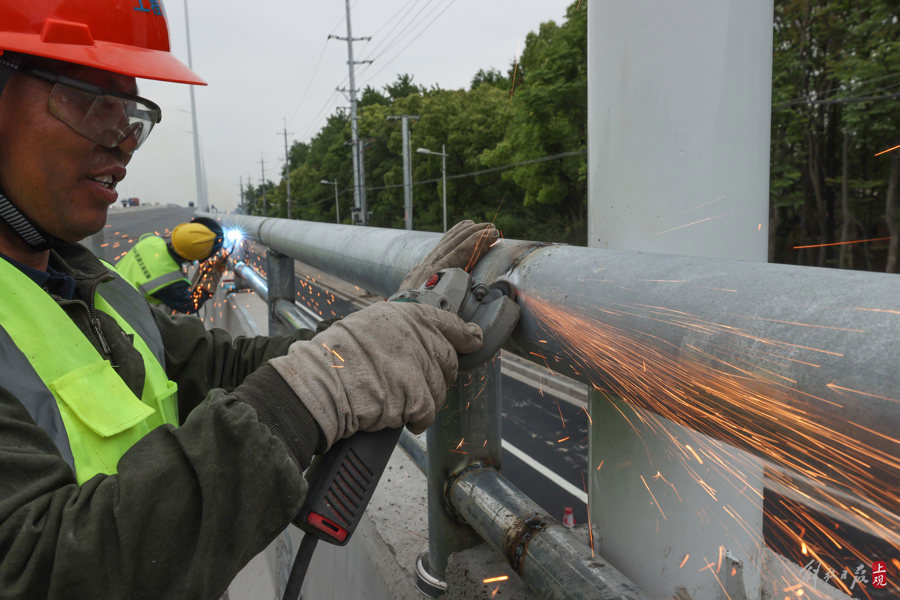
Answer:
[{"left": 171, "top": 221, "right": 220, "bottom": 261}]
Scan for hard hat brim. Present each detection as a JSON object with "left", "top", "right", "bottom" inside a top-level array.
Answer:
[{"left": 0, "top": 35, "right": 206, "bottom": 85}]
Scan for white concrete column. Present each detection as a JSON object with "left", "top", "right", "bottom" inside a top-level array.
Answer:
[
  {"left": 587, "top": 0, "right": 773, "bottom": 261},
  {"left": 587, "top": 2, "right": 774, "bottom": 598}
]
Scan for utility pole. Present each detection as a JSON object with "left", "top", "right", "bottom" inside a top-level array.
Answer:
[
  {"left": 239, "top": 175, "right": 244, "bottom": 213},
  {"left": 329, "top": 0, "right": 371, "bottom": 225},
  {"left": 183, "top": 0, "right": 207, "bottom": 212},
  {"left": 280, "top": 118, "right": 293, "bottom": 219},
  {"left": 259, "top": 154, "right": 267, "bottom": 217},
  {"left": 387, "top": 115, "right": 419, "bottom": 230},
  {"left": 247, "top": 173, "right": 253, "bottom": 214}
]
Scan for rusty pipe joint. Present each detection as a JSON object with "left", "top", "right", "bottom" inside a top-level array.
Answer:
[
  {"left": 448, "top": 467, "right": 649, "bottom": 600},
  {"left": 442, "top": 461, "right": 496, "bottom": 524}
]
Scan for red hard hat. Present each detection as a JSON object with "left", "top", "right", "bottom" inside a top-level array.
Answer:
[{"left": 0, "top": 0, "right": 205, "bottom": 85}]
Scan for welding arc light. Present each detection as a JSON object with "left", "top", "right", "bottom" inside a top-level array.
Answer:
[{"left": 224, "top": 227, "right": 244, "bottom": 249}]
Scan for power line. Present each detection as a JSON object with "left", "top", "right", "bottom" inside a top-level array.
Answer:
[
  {"left": 289, "top": 149, "right": 587, "bottom": 212},
  {"left": 286, "top": 41, "right": 331, "bottom": 126},
  {"left": 361, "top": 0, "right": 425, "bottom": 61},
  {"left": 358, "top": 0, "right": 458, "bottom": 87},
  {"left": 296, "top": 89, "right": 342, "bottom": 144},
  {"left": 365, "top": 149, "right": 586, "bottom": 193},
  {"left": 773, "top": 90, "right": 900, "bottom": 110},
  {"left": 361, "top": 0, "right": 441, "bottom": 64}
]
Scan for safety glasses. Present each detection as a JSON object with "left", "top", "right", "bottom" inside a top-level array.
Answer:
[{"left": 17, "top": 64, "right": 162, "bottom": 153}]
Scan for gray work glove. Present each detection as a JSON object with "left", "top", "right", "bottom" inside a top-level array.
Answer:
[
  {"left": 398, "top": 220, "right": 499, "bottom": 292},
  {"left": 269, "top": 301, "right": 484, "bottom": 449}
]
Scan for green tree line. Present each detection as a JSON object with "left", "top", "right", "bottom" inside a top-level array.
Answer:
[
  {"left": 770, "top": 0, "right": 899, "bottom": 271},
  {"left": 241, "top": 0, "right": 899, "bottom": 272}
]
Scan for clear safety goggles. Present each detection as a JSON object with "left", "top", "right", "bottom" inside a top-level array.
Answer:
[{"left": 18, "top": 64, "right": 162, "bottom": 153}]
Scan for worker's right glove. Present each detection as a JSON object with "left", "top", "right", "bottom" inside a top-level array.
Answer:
[
  {"left": 269, "top": 300, "right": 484, "bottom": 450},
  {"left": 397, "top": 220, "right": 499, "bottom": 292}
]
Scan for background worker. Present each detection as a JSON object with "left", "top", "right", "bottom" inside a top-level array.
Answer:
[
  {"left": 116, "top": 216, "right": 226, "bottom": 313},
  {"left": 0, "top": 2, "right": 498, "bottom": 598}
]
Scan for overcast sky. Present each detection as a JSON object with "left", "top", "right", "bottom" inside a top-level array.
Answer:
[{"left": 117, "top": 0, "right": 574, "bottom": 211}]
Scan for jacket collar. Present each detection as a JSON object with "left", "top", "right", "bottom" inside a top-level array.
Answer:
[{"left": 48, "top": 242, "right": 115, "bottom": 301}]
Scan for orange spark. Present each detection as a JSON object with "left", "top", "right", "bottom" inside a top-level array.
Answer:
[
  {"left": 826, "top": 382, "right": 900, "bottom": 403},
  {"left": 793, "top": 237, "right": 889, "bottom": 249},
  {"left": 508, "top": 50, "right": 520, "bottom": 99},
  {"left": 874, "top": 143, "right": 900, "bottom": 157},
  {"left": 685, "top": 445, "right": 704, "bottom": 465},
  {"left": 555, "top": 398, "right": 566, "bottom": 428},
  {"left": 322, "top": 343, "right": 344, "bottom": 362},
  {"left": 558, "top": 436, "right": 570, "bottom": 443},
  {"left": 640, "top": 474, "right": 667, "bottom": 520},
  {"left": 482, "top": 576, "right": 509, "bottom": 584},
  {"left": 854, "top": 307, "right": 900, "bottom": 315},
  {"left": 679, "top": 554, "right": 690, "bottom": 569}
]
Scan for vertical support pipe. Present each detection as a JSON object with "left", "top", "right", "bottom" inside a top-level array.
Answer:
[
  {"left": 265, "top": 249, "right": 296, "bottom": 337},
  {"left": 333, "top": 180, "right": 340, "bottom": 224},
  {"left": 283, "top": 118, "right": 292, "bottom": 220},
  {"left": 402, "top": 117, "right": 413, "bottom": 230},
  {"left": 183, "top": 0, "right": 207, "bottom": 212},
  {"left": 441, "top": 144, "right": 447, "bottom": 233},
  {"left": 416, "top": 354, "right": 503, "bottom": 597}
]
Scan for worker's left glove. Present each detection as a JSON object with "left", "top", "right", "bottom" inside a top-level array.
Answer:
[
  {"left": 398, "top": 220, "right": 499, "bottom": 292},
  {"left": 269, "top": 301, "right": 484, "bottom": 450}
]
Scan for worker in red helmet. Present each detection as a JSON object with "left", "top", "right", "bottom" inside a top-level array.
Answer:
[
  {"left": 0, "top": 2, "right": 498, "bottom": 598},
  {"left": 116, "top": 216, "right": 227, "bottom": 313}
]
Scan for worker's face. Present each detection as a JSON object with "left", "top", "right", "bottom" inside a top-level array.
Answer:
[{"left": 0, "top": 61, "right": 139, "bottom": 242}]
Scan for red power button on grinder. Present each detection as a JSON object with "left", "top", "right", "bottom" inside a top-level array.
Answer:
[{"left": 282, "top": 268, "right": 519, "bottom": 600}]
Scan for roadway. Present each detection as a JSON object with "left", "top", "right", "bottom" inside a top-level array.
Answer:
[{"left": 97, "top": 206, "right": 590, "bottom": 525}]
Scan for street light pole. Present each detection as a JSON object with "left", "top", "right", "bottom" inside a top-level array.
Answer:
[
  {"left": 416, "top": 145, "right": 449, "bottom": 232},
  {"left": 439, "top": 144, "right": 446, "bottom": 233},
  {"left": 321, "top": 179, "right": 340, "bottom": 224}
]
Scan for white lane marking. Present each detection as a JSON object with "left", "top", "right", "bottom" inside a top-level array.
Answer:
[
  {"left": 501, "top": 366, "right": 588, "bottom": 409},
  {"left": 501, "top": 439, "right": 588, "bottom": 504}
]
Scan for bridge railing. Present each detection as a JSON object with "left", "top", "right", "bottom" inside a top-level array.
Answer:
[{"left": 204, "top": 212, "right": 899, "bottom": 600}]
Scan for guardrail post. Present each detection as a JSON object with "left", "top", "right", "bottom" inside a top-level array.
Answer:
[
  {"left": 265, "top": 249, "right": 296, "bottom": 336},
  {"left": 415, "top": 353, "right": 503, "bottom": 597}
]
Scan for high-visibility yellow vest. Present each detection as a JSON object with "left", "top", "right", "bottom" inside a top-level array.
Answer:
[
  {"left": 115, "top": 234, "right": 190, "bottom": 304},
  {"left": 0, "top": 258, "right": 179, "bottom": 484}
]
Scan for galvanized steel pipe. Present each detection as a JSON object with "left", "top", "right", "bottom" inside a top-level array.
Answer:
[
  {"left": 211, "top": 214, "right": 900, "bottom": 515},
  {"left": 449, "top": 466, "right": 648, "bottom": 600},
  {"left": 233, "top": 261, "right": 268, "bottom": 301},
  {"left": 230, "top": 260, "right": 321, "bottom": 332},
  {"left": 208, "top": 214, "right": 440, "bottom": 298}
]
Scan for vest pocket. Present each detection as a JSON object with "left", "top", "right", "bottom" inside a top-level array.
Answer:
[
  {"left": 49, "top": 360, "right": 156, "bottom": 437},
  {"left": 154, "top": 379, "right": 180, "bottom": 426}
]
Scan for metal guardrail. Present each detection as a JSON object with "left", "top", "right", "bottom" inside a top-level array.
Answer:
[
  {"left": 232, "top": 260, "right": 320, "bottom": 331},
  {"left": 207, "top": 212, "right": 900, "bottom": 599}
]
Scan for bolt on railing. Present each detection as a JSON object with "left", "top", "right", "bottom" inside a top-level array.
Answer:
[{"left": 206, "top": 212, "right": 899, "bottom": 599}]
